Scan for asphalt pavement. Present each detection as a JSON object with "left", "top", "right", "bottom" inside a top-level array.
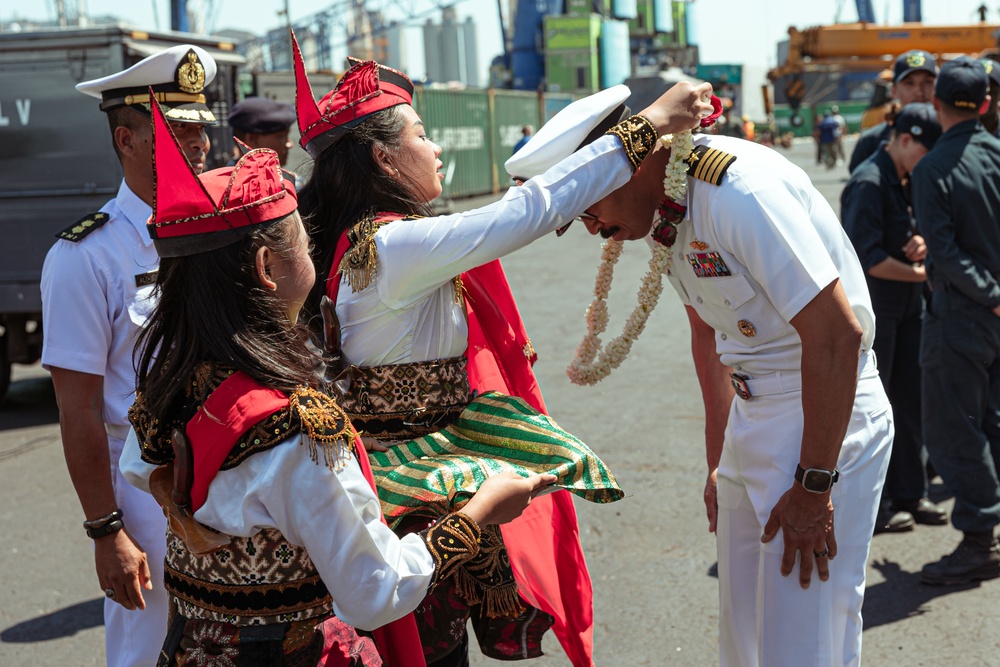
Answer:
[{"left": 2, "top": 138, "right": 999, "bottom": 666}]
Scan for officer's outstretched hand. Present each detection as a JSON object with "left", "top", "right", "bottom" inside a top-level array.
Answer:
[
  {"left": 761, "top": 485, "right": 838, "bottom": 589},
  {"left": 639, "top": 81, "right": 716, "bottom": 137}
]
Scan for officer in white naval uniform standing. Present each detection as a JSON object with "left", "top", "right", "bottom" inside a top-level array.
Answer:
[
  {"left": 41, "top": 44, "right": 217, "bottom": 666},
  {"left": 509, "top": 92, "right": 893, "bottom": 667}
]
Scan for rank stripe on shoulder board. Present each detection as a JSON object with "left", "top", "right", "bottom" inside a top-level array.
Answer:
[
  {"left": 687, "top": 145, "right": 737, "bottom": 186},
  {"left": 135, "top": 270, "right": 159, "bottom": 288},
  {"left": 57, "top": 212, "right": 110, "bottom": 242}
]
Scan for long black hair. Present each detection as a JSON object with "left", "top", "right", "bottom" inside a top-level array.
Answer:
[
  {"left": 297, "top": 105, "right": 434, "bottom": 338},
  {"left": 134, "top": 212, "right": 317, "bottom": 424}
]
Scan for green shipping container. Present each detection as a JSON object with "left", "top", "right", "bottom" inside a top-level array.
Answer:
[
  {"left": 629, "top": 0, "right": 656, "bottom": 35},
  {"left": 544, "top": 14, "right": 602, "bottom": 50},
  {"left": 671, "top": 0, "right": 687, "bottom": 45},
  {"left": 413, "top": 88, "right": 494, "bottom": 199},
  {"left": 773, "top": 101, "right": 868, "bottom": 138},
  {"left": 543, "top": 92, "right": 578, "bottom": 122},
  {"left": 545, "top": 49, "right": 600, "bottom": 92},
  {"left": 817, "top": 101, "right": 867, "bottom": 134},
  {"left": 491, "top": 90, "right": 543, "bottom": 188},
  {"left": 696, "top": 64, "right": 742, "bottom": 86},
  {"left": 565, "top": 0, "right": 611, "bottom": 16}
]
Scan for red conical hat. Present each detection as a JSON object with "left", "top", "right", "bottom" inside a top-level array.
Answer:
[
  {"left": 292, "top": 29, "right": 414, "bottom": 159},
  {"left": 148, "top": 93, "right": 298, "bottom": 258}
]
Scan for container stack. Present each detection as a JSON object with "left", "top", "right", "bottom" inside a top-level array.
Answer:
[{"left": 543, "top": 0, "right": 677, "bottom": 93}]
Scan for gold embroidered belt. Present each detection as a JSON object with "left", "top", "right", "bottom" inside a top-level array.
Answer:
[{"left": 339, "top": 356, "right": 471, "bottom": 441}]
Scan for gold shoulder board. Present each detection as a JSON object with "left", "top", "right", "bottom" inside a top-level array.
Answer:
[
  {"left": 687, "top": 145, "right": 737, "bottom": 186},
  {"left": 56, "top": 212, "right": 110, "bottom": 242}
]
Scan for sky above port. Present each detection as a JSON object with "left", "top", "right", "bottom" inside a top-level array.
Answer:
[{"left": 3, "top": 0, "right": 995, "bottom": 73}]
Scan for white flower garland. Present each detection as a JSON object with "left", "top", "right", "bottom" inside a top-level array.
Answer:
[{"left": 566, "top": 130, "right": 694, "bottom": 386}]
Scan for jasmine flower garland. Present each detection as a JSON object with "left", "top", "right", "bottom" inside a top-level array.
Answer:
[{"left": 566, "top": 130, "right": 695, "bottom": 386}]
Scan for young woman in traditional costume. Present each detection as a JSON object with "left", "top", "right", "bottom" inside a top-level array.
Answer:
[
  {"left": 292, "top": 33, "right": 714, "bottom": 667},
  {"left": 120, "top": 98, "right": 557, "bottom": 666}
]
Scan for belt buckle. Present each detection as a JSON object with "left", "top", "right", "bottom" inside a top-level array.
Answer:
[{"left": 730, "top": 372, "right": 752, "bottom": 400}]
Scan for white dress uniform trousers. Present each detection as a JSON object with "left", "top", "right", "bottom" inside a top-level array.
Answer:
[
  {"left": 661, "top": 136, "right": 891, "bottom": 666},
  {"left": 717, "top": 353, "right": 891, "bottom": 666}
]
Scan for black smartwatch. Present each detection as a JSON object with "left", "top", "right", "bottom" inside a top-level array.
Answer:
[{"left": 795, "top": 464, "right": 840, "bottom": 493}]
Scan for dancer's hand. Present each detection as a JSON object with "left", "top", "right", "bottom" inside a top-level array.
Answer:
[
  {"left": 360, "top": 436, "right": 390, "bottom": 453},
  {"left": 462, "top": 472, "right": 558, "bottom": 526},
  {"left": 640, "top": 81, "right": 716, "bottom": 136}
]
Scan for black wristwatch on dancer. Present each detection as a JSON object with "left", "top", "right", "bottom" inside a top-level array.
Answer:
[{"left": 795, "top": 464, "right": 840, "bottom": 494}]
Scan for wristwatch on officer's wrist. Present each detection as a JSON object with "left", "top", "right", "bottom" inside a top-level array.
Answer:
[{"left": 794, "top": 464, "right": 840, "bottom": 494}]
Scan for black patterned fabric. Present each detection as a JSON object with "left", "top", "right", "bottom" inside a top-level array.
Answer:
[
  {"left": 339, "top": 356, "right": 471, "bottom": 441},
  {"left": 165, "top": 528, "right": 335, "bottom": 626}
]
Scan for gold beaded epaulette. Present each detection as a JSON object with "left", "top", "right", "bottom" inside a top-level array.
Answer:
[
  {"left": 686, "top": 145, "right": 737, "bottom": 186},
  {"left": 338, "top": 212, "right": 465, "bottom": 303},
  {"left": 57, "top": 212, "right": 110, "bottom": 242}
]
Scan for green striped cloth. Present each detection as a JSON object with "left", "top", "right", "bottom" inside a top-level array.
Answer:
[{"left": 369, "top": 392, "right": 624, "bottom": 527}]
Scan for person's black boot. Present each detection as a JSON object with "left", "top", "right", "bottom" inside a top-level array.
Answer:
[
  {"left": 921, "top": 531, "right": 1000, "bottom": 586},
  {"left": 894, "top": 497, "right": 948, "bottom": 526},
  {"left": 873, "top": 501, "right": 914, "bottom": 534}
]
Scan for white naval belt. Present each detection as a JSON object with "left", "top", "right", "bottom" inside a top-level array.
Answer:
[
  {"left": 729, "top": 370, "right": 802, "bottom": 400},
  {"left": 729, "top": 350, "right": 874, "bottom": 400},
  {"left": 106, "top": 423, "right": 131, "bottom": 440}
]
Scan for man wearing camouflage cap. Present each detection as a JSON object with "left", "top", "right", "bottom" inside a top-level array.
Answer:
[{"left": 40, "top": 44, "right": 217, "bottom": 666}]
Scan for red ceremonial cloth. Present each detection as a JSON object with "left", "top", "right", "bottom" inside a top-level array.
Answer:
[
  {"left": 328, "top": 217, "right": 596, "bottom": 667},
  {"left": 185, "top": 371, "right": 425, "bottom": 667}
]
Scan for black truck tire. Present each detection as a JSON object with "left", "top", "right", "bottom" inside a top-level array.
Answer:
[{"left": 0, "top": 332, "right": 10, "bottom": 401}]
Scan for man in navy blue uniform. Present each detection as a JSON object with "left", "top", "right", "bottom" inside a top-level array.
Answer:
[
  {"left": 841, "top": 103, "right": 947, "bottom": 534},
  {"left": 850, "top": 50, "right": 937, "bottom": 173},
  {"left": 979, "top": 58, "right": 1000, "bottom": 138},
  {"left": 912, "top": 56, "right": 1000, "bottom": 586}
]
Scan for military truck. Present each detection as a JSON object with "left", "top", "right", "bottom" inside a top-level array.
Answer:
[{"left": 0, "top": 25, "right": 245, "bottom": 398}]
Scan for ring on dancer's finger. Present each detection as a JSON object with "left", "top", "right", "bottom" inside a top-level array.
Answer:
[
  {"left": 813, "top": 549, "right": 829, "bottom": 558},
  {"left": 104, "top": 588, "right": 116, "bottom": 599}
]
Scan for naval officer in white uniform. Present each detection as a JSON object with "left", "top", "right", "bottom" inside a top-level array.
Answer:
[
  {"left": 41, "top": 44, "right": 217, "bottom": 666},
  {"left": 509, "top": 92, "right": 892, "bottom": 667}
]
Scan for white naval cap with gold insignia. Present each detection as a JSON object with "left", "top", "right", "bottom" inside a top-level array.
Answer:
[
  {"left": 76, "top": 44, "right": 218, "bottom": 124},
  {"left": 505, "top": 84, "right": 631, "bottom": 181}
]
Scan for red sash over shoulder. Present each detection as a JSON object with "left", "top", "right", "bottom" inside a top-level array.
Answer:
[
  {"left": 185, "top": 371, "right": 425, "bottom": 667},
  {"left": 329, "top": 216, "right": 596, "bottom": 667}
]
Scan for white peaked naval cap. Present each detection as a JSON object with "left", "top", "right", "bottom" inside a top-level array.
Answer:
[
  {"left": 76, "top": 44, "right": 218, "bottom": 124},
  {"left": 505, "top": 84, "right": 631, "bottom": 180}
]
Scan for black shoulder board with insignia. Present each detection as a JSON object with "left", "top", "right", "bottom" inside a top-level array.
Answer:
[
  {"left": 686, "top": 145, "right": 737, "bottom": 186},
  {"left": 57, "top": 212, "right": 110, "bottom": 242}
]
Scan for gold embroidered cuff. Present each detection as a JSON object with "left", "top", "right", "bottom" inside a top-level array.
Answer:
[
  {"left": 424, "top": 512, "right": 481, "bottom": 583},
  {"left": 605, "top": 115, "right": 657, "bottom": 172}
]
